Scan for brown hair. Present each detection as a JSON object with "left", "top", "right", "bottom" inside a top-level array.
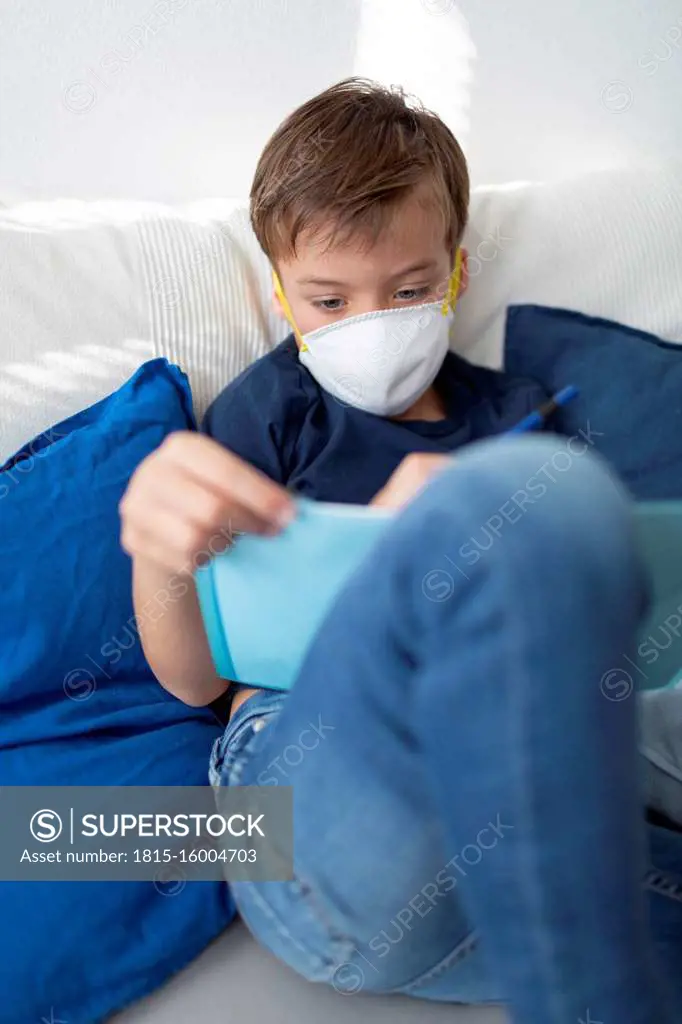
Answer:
[{"left": 250, "top": 78, "right": 469, "bottom": 264}]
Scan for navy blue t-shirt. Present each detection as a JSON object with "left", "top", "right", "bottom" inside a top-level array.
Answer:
[{"left": 201, "top": 334, "right": 547, "bottom": 504}]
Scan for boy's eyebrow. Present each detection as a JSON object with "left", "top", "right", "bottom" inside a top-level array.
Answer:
[
  {"left": 389, "top": 259, "right": 439, "bottom": 279},
  {"left": 297, "top": 260, "right": 439, "bottom": 289},
  {"left": 297, "top": 275, "right": 347, "bottom": 287}
]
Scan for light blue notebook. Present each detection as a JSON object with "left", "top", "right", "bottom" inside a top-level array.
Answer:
[
  {"left": 194, "top": 498, "right": 394, "bottom": 691},
  {"left": 194, "top": 498, "right": 682, "bottom": 694}
]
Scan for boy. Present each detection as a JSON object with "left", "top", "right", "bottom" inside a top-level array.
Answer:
[{"left": 120, "top": 80, "right": 682, "bottom": 1024}]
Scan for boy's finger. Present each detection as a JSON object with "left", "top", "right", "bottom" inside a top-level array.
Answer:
[
  {"left": 148, "top": 467, "right": 277, "bottom": 537},
  {"left": 164, "top": 434, "right": 295, "bottom": 528},
  {"left": 123, "top": 510, "right": 248, "bottom": 576}
]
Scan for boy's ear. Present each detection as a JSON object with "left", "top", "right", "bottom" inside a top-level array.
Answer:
[{"left": 272, "top": 287, "right": 287, "bottom": 320}]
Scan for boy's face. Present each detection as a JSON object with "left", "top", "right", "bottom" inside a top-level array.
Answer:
[{"left": 273, "top": 186, "right": 468, "bottom": 343}]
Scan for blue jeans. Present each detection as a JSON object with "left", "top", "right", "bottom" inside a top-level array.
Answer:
[{"left": 209, "top": 435, "right": 682, "bottom": 1024}]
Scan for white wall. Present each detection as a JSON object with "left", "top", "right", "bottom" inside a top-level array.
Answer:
[
  {"left": 457, "top": 0, "right": 682, "bottom": 185},
  {"left": 1, "top": 0, "right": 681, "bottom": 203}
]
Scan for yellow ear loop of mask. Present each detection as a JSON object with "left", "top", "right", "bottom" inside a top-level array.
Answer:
[
  {"left": 273, "top": 271, "right": 308, "bottom": 351},
  {"left": 441, "top": 247, "right": 463, "bottom": 316}
]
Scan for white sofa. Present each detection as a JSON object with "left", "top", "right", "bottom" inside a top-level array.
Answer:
[{"left": 1, "top": 164, "right": 680, "bottom": 1023}]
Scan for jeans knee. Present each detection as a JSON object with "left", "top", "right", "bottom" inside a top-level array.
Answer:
[{"left": 407, "top": 435, "right": 639, "bottom": 595}]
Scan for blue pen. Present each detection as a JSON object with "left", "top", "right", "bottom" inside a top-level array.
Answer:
[{"left": 507, "top": 385, "right": 580, "bottom": 434}]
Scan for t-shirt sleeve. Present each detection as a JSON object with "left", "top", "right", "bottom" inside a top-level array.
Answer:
[
  {"left": 493, "top": 372, "right": 550, "bottom": 432},
  {"left": 510, "top": 375, "right": 548, "bottom": 416},
  {"left": 200, "top": 358, "right": 307, "bottom": 485},
  {"left": 449, "top": 352, "right": 550, "bottom": 436}
]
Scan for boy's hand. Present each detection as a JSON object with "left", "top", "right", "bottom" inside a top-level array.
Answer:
[
  {"left": 371, "top": 453, "right": 452, "bottom": 510},
  {"left": 120, "top": 432, "right": 295, "bottom": 575}
]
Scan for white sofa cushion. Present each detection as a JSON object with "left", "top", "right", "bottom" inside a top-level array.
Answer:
[
  {"left": 0, "top": 200, "right": 279, "bottom": 461},
  {"left": 458, "top": 162, "right": 682, "bottom": 369}
]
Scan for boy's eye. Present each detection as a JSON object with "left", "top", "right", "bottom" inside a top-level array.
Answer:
[
  {"left": 312, "top": 298, "right": 346, "bottom": 312},
  {"left": 394, "top": 286, "right": 430, "bottom": 303}
]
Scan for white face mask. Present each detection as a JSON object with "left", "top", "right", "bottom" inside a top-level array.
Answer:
[
  {"left": 274, "top": 253, "right": 462, "bottom": 417},
  {"left": 299, "top": 300, "right": 453, "bottom": 416}
]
